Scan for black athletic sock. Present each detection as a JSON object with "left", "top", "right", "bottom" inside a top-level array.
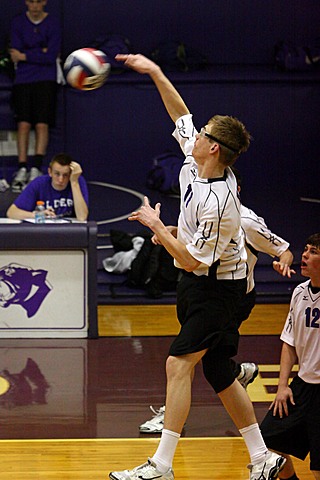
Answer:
[
  {"left": 17, "top": 162, "right": 27, "bottom": 170},
  {"left": 32, "top": 154, "right": 44, "bottom": 169}
]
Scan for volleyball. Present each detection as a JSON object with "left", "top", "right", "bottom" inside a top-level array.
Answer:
[{"left": 63, "top": 48, "right": 111, "bottom": 90}]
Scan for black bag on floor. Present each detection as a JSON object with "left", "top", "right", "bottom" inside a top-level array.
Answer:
[{"left": 127, "top": 237, "right": 179, "bottom": 298}]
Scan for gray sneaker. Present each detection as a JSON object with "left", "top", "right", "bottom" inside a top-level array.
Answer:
[
  {"left": 248, "top": 451, "right": 286, "bottom": 480},
  {"left": 139, "top": 406, "right": 165, "bottom": 433},
  {"left": 109, "top": 458, "right": 174, "bottom": 480},
  {"left": 11, "top": 167, "right": 28, "bottom": 192},
  {"left": 0, "top": 178, "right": 10, "bottom": 192},
  {"left": 28, "top": 167, "right": 43, "bottom": 184},
  {"left": 237, "top": 362, "right": 259, "bottom": 389}
]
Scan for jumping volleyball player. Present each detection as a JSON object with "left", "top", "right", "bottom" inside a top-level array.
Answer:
[{"left": 108, "top": 53, "right": 286, "bottom": 480}]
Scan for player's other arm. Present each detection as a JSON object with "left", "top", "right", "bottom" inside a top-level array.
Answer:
[
  {"left": 115, "top": 54, "right": 189, "bottom": 123},
  {"left": 273, "top": 248, "right": 295, "bottom": 278},
  {"left": 243, "top": 213, "right": 295, "bottom": 278},
  {"left": 269, "top": 342, "right": 297, "bottom": 418}
]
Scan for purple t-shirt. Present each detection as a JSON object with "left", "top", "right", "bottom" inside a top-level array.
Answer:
[
  {"left": 14, "top": 175, "right": 89, "bottom": 218},
  {"left": 11, "top": 13, "right": 61, "bottom": 84}
]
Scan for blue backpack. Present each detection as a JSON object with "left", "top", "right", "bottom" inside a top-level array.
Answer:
[
  {"left": 150, "top": 40, "right": 208, "bottom": 72},
  {"left": 274, "top": 39, "right": 320, "bottom": 71},
  {"left": 89, "top": 34, "right": 132, "bottom": 72},
  {"left": 146, "top": 152, "right": 184, "bottom": 194}
]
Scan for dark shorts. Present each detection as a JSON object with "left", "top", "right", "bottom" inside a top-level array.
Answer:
[
  {"left": 260, "top": 375, "right": 320, "bottom": 471},
  {"left": 12, "top": 81, "right": 57, "bottom": 126},
  {"left": 169, "top": 271, "right": 246, "bottom": 357},
  {"left": 230, "top": 288, "right": 257, "bottom": 376},
  {"left": 234, "top": 288, "right": 256, "bottom": 328}
]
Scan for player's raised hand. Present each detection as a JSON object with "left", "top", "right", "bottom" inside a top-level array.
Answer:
[
  {"left": 115, "top": 54, "right": 159, "bottom": 75},
  {"left": 128, "top": 196, "right": 161, "bottom": 229}
]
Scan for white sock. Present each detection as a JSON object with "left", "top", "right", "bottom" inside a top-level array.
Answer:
[
  {"left": 152, "top": 428, "right": 180, "bottom": 473},
  {"left": 239, "top": 423, "right": 268, "bottom": 465}
]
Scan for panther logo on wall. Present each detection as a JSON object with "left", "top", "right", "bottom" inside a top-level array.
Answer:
[{"left": 0, "top": 263, "right": 52, "bottom": 318}]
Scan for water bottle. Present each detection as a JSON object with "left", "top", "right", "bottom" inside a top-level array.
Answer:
[{"left": 34, "top": 200, "right": 46, "bottom": 224}]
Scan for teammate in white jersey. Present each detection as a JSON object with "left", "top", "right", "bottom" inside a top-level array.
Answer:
[
  {"left": 230, "top": 167, "right": 295, "bottom": 379},
  {"left": 260, "top": 233, "right": 320, "bottom": 480},
  {"left": 109, "top": 53, "right": 286, "bottom": 480}
]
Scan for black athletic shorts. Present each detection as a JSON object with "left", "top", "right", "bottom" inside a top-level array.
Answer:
[
  {"left": 234, "top": 287, "right": 256, "bottom": 328},
  {"left": 260, "top": 375, "right": 320, "bottom": 471},
  {"left": 169, "top": 271, "right": 246, "bottom": 357},
  {"left": 11, "top": 81, "right": 57, "bottom": 126}
]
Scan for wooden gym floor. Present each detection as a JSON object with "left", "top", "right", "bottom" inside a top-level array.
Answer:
[{"left": 0, "top": 304, "right": 312, "bottom": 479}]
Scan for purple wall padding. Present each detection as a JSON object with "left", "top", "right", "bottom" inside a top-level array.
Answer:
[{"left": 1, "top": 0, "right": 319, "bottom": 252}]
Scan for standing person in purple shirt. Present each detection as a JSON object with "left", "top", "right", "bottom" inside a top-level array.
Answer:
[
  {"left": 9, "top": 0, "right": 62, "bottom": 192},
  {"left": 6, "top": 153, "right": 89, "bottom": 222}
]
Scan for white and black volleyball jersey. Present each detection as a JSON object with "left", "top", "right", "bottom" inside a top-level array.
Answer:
[
  {"left": 241, "top": 205, "right": 290, "bottom": 293},
  {"left": 281, "top": 280, "right": 320, "bottom": 384},
  {"left": 172, "top": 114, "right": 247, "bottom": 280}
]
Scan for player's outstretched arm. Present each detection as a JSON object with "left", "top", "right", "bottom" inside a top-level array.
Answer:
[{"left": 115, "top": 53, "right": 189, "bottom": 123}]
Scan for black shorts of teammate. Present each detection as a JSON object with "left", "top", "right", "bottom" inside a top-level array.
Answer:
[
  {"left": 260, "top": 375, "right": 320, "bottom": 471},
  {"left": 234, "top": 287, "right": 256, "bottom": 328},
  {"left": 170, "top": 271, "right": 246, "bottom": 357},
  {"left": 11, "top": 81, "right": 57, "bottom": 126},
  {"left": 229, "top": 288, "right": 257, "bottom": 378}
]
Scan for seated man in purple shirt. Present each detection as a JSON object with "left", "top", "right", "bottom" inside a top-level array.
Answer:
[{"left": 6, "top": 153, "right": 89, "bottom": 222}]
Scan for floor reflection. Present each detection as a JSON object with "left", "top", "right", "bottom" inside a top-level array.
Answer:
[
  {"left": 0, "top": 336, "right": 280, "bottom": 439},
  {"left": 0, "top": 339, "right": 90, "bottom": 438},
  {"left": 0, "top": 357, "right": 49, "bottom": 407}
]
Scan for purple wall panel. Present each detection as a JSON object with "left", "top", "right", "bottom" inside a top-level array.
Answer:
[
  {"left": 2, "top": 1, "right": 320, "bottom": 64},
  {"left": 1, "top": 0, "right": 319, "bottom": 251},
  {"left": 60, "top": 1, "right": 320, "bottom": 65}
]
